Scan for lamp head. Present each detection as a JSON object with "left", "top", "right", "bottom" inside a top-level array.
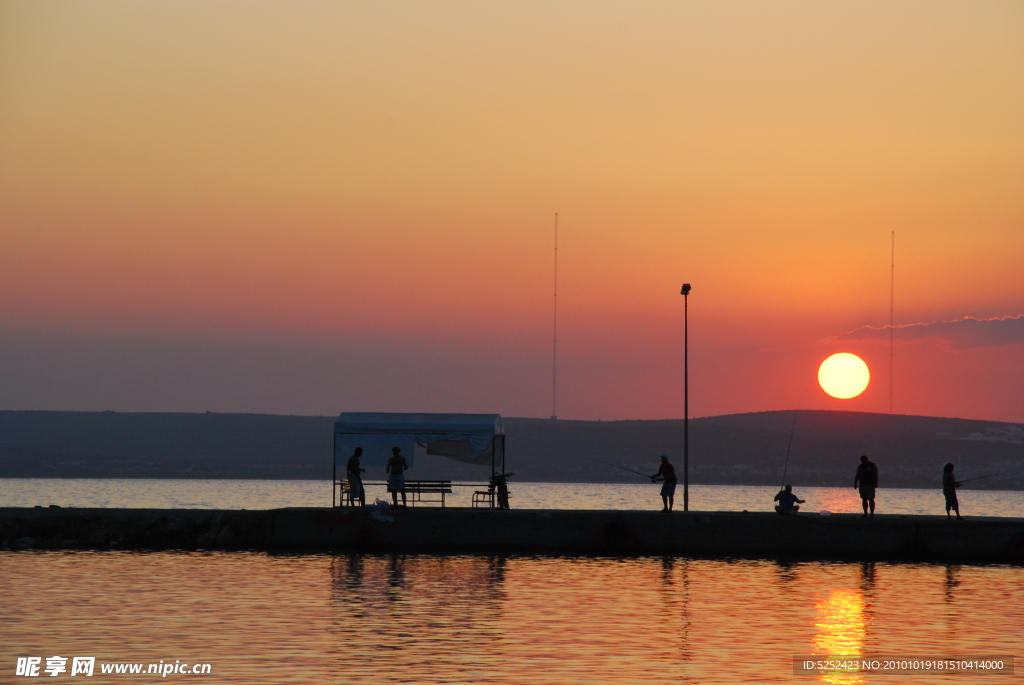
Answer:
[{"left": 680, "top": 283, "right": 691, "bottom": 296}]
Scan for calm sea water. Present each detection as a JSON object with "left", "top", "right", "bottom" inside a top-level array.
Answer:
[
  {"left": 3, "top": 478, "right": 1024, "bottom": 518},
  {"left": 4, "top": 480, "right": 1022, "bottom": 682},
  {"left": 2, "top": 551, "right": 1020, "bottom": 684}
]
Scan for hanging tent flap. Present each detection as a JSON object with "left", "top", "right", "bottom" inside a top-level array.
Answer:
[{"left": 334, "top": 413, "right": 504, "bottom": 468}]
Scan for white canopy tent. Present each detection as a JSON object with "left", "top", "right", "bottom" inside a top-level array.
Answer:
[{"left": 333, "top": 412, "right": 505, "bottom": 471}]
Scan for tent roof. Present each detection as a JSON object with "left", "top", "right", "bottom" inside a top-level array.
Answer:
[
  {"left": 334, "top": 412, "right": 503, "bottom": 435},
  {"left": 333, "top": 412, "right": 504, "bottom": 467}
]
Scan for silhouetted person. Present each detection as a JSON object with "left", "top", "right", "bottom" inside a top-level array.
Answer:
[
  {"left": 942, "top": 462, "right": 963, "bottom": 520},
  {"left": 650, "top": 454, "right": 677, "bottom": 512},
  {"left": 493, "top": 472, "right": 513, "bottom": 509},
  {"left": 854, "top": 455, "right": 878, "bottom": 518},
  {"left": 346, "top": 447, "right": 366, "bottom": 507},
  {"left": 386, "top": 446, "right": 408, "bottom": 508},
  {"left": 773, "top": 484, "right": 805, "bottom": 515}
]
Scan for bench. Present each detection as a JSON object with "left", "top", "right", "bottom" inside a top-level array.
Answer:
[{"left": 403, "top": 480, "right": 452, "bottom": 507}]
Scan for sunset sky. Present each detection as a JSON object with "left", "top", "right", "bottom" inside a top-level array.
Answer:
[{"left": 1, "top": 1, "right": 1022, "bottom": 422}]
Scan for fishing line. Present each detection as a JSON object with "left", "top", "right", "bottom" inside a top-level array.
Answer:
[{"left": 780, "top": 401, "right": 802, "bottom": 490}]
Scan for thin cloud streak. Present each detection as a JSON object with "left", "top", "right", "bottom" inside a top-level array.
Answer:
[{"left": 832, "top": 315, "right": 1024, "bottom": 349}]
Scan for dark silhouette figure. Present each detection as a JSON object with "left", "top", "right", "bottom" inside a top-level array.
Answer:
[
  {"left": 386, "top": 446, "right": 408, "bottom": 508},
  {"left": 346, "top": 447, "right": 366, "bottom": 507},
  {"left": 650, "top": 454, "right": 677, "bottom": 512},
  {"left": 943, "top": 462, "right": 963, "bottom": 520},
  {"left": 492, "top": 472, "right": 513, "bottom": 509},
  {"left": 773, "top": 484, "right": 805, "bottom": 515},
  {"left": 854, "top": 455, "right": 878, "bottom": 518}
]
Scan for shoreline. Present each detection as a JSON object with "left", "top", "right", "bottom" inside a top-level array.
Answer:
[{"left": 1, "top": 476, "right": 1020, "bottom": 492}]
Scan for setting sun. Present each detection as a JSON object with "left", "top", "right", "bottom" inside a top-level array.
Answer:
[{"left": 818, "top": 353, "right": 870, "bottom": 399}]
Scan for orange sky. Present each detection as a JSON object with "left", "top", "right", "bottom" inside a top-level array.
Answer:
[{"left": 1, "top": 1, "right": 1022, "bottom": 421}]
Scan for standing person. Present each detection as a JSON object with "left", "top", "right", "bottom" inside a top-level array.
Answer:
[
  {"left": 773, "top": 484, "right": 805, "bottom": 515},
  {"left": 386, "top": 446, "right": 409, "bottom": 508},
  {"left": 493, "top": 472, "right": 513, "bottom": 510},
  {"left": 346, "top": 447, "right": 366, "bottom": 507},
  {"left": 942, "top": 462, "right": 963, "bottom": 520},
  {"left": 650, "top": 454, "right": 677, "bottom": 513},
  {"left": 853, "top": 455, "right": 879, "bottom": 518}
]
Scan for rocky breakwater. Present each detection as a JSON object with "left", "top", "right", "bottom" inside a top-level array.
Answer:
[
  {"left": 0, "top": 507, "right": 269, "bottom": 551},
  {"left": 3, "top": 507, "right": 1024, "bottom": 564}
]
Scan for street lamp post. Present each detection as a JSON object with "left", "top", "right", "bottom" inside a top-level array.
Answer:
[{"left": 680, "top": 283, "right": 691, "bottom": 512}]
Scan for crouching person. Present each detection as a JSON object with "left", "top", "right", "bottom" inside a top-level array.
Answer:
[{"left": 774, "top": 484, "right": 805, "bottom": 515}]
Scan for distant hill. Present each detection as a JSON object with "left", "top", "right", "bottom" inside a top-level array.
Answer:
[{"left": 0, "top": 410, "right": 1021, "bottom": 489}]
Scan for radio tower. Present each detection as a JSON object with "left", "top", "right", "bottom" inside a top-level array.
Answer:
[
  {"left": 889, "top": 231, "right": 894, "bottom": 414},
  {"left": 551, "top": 213, "right": 558, "bottom": 420}
]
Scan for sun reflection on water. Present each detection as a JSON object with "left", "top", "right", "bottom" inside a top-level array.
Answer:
[
  {"left": 4, "top": 552, "right": 1023, "bottom": 683},
  {"left": 813, "top": 588, "right": 868, "bottom": 684}
]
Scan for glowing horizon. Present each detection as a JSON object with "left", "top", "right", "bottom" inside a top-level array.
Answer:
[{"left": 1, "top": 1, "right": 1022, "bottom": 422}]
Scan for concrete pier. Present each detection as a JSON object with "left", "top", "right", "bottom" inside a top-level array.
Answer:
[{"left": 2, "top": 507, "right": 1023, "bottom": 564}]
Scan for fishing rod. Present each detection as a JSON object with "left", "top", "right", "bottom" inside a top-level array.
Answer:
[
  {"left": 779, "top": 405, "right": 800, "bottom": 489},
  {"left": 588, "top": 458, "right": 653, "bottom": 480},
  {"left": 958, "top": 474, "right": 997, "bottom": 484}
]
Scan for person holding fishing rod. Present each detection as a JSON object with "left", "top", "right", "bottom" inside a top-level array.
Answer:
[
  {"left": 773, "top": 484, "right": 805, "bottom": 515},
  {"left": 853, "top": 455, "right": 879, "bottom": 518},
  {"left": 587, "top": 456, "right": 678, "bottom": 512},
  {"left": 942, "top": 463, "right": 964, "bottom": 521},
  {"left": 650, "top": 454, "right": 678, "bottom": 513}
]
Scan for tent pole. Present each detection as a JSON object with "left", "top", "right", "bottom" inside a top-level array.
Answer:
[{"left": 332, "top": 431, "right": 337, "bottom": 508}]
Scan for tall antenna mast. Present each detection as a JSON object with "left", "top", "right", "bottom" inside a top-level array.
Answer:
[
  {"left": 889, "top": 231, "right": 894, "bottom": 414},
  {"left": 552, "top": 213, "right": 558, "bottom": 420}
]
